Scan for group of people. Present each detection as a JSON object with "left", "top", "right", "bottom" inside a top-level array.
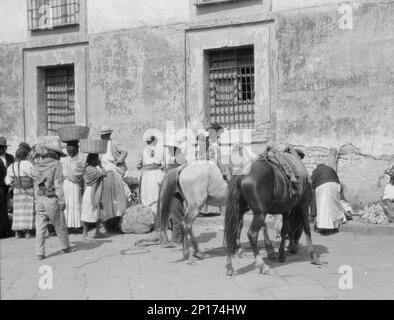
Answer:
[
  {"left": 0, "top": 125, "right": 130, "bottom": 259},
  {"left": 2, "top": 121, "right": 393, "bottom": 258}
]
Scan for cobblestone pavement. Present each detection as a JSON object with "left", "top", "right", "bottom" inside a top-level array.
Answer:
[{"left": 1, "top": 214, "right": 394, "bottom": 300}]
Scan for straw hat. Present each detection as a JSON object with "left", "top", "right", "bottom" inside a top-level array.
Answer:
[
  {"left": 44, "top": 136, "right": 66, "bottom": 157},
  {"left": 100, "top": 125, "right": 113, "bottom": 135}
]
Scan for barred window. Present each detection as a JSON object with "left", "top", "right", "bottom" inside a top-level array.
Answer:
[
  {"left": 27, "top": 0, "right": 80, "bottom": 30},
  {"left": 45, "top": 66, "right": 75, "bottom": 135},
  {"left": 208, "top": 47, "right": 255, "bottom": 129}
]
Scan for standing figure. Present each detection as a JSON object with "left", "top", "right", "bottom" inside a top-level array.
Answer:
[
  {"left": 6, "top": 147, "right": 35, "bottom": 238},
  {"left": 311, "top": 163, "right": 347, "bottom": 235},
  {"left": 81, "top": 153, "right": 107, "bottom": 239},
  {"left": 199, "top": 123, "right": 225, "bottom": 216},
  {"left": 62, "top": 141, "right": 85, "bottom": 231},
  {"left": 31, "top": 137, "right": 71, "bottom": 260},
  {"left": 0, "top": 137, "right": 15, "bottom": 238},
  {"left": 163, "top": 141, "right": 187, "bottom": 245},
  {"left": 138, "top": 136, "right": 165, "bottom": 215},
  {"left": 100, "top": 126, "right": 127, "bottom": 230}
]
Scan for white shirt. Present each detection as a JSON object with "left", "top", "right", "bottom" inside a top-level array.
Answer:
[
  {"left": 5, "top": 160, "right": 33, "bottom": 186},
  {"left": 0, "top": 155, "right": 6, "bottom": 167}
]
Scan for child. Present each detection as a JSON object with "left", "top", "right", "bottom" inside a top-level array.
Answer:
[
  {"left": 81, "top": 153, "right": 107, "bottom": 239},
  {"left": 31, "top": 138, "right": 71, "bottom": 260}
]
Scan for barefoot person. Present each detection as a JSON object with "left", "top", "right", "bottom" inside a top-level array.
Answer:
[
  {"left": 81, "top": 153, "right": 107, "bottom": 239},
  {"left": 31, "top": 137, "right": 71, "bottom": 260}
]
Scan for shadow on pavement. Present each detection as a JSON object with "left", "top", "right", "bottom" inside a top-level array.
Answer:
[{"left": 195, "top": 231, "right": 217, "bottom": 244}]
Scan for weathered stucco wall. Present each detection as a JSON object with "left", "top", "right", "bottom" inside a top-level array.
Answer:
[
  {"left": 87, "top": 0, "right": 189, "bottom": 34},
  {"left": 0, "top": 44, "right": 24, "bottom": 155},
  {"left": 276, "top": 1, "right": 394, "bottom": 205},
  {"left": 0, "top": 0, "right": 27, "bottom": 44},
  {"left": 88, "top": 26, "right": 186, "bottom": 173}
]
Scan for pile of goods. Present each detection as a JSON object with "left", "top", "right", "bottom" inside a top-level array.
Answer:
[
  {"left": 120, "top": 204, "right": 155, "bottom": 234},
  {"left": 360, "top": 203, "right": 390, "bottom": 225}
]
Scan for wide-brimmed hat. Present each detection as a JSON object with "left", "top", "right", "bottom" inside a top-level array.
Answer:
[
  {"left": 0, "top": 137, "right": 10, "bottom": 146},
  {"left": 44, "top": 137, "right": 66, "bottom": 157},
  {"left": 100, "top": 125, "right": 113, "bottom": 135}
]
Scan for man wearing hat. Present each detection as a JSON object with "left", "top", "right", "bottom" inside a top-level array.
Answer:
[
  {"left": 31, "top": 137, "right": 71, "bottom": 260},
  {"left": 0, "top": 137, "right": 14, "bottom": 238}
]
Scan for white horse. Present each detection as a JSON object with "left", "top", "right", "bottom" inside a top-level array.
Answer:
[{"left": 157, "top": 161, "right": 228, "bottom": 259}]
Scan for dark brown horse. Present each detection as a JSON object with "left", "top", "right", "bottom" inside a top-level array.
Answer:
[{"left": 224, "top": 154, "right": 321, "bottom": 276}]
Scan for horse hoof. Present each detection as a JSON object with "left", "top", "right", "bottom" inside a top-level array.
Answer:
[
  {"left": 193, "top": 252, "right": 204, "bottom": 260},
  {"left": 278, "top": 255, "right": 286, "bottom": 263},
  {"left": 226, "top": 267, "right": 235, "bottom": 277},
  {"left": 311, "top": 255, "right": 322, "bottom": 265},
  {"left": 260, "top": 265, "right": 273, "bottom": 275}
]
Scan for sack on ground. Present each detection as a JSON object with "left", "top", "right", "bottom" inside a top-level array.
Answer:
[{"left": 121, "top": 204, "right": 155, "bottom": 234}]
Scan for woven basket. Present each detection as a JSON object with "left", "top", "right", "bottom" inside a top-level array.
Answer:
[
  {"left": 80, "top": 139, "right": 108, "bottom": 154},
  {"left": 57, "top": 126, "right": 90, "bottom": 142}
]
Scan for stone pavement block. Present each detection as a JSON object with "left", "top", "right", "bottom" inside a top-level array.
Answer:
[
  {"left": 110, "top": 264, "right": 141, "bottom": 277},
  {"left": 327, "top": 285, "right": 381, "bottom": 300},
  {"left": 75, "top": 263, "right": 111, "bottom": 278},
  {"left": 273, "top": 261, "right": 330, "bottom": 277},
  {"left": 235, "top": 273, "right": 288, "bottom": 290},
  {"left": 1, "top": 286, "right": 38, "bottom": 300},
  {"left": 34, "top": 285, "right": 85, "bottom": 300},
  {"left": 86, "top": 275, "right": 129, "bottom": 288},
  {"left": 269, "top": 284, "right": 333, "bottom": 300},
  {"left": 81, "top": 285, "right": 132, "bottom": 300},
  {"left": 355, "top": 270, "right": 394, "bottom": 286},
  {"left": 132, "top": 285, "right": 179, "bottom": 300},
  {"left": 365, "top": 284, "right": 394, "bottom": 299}
]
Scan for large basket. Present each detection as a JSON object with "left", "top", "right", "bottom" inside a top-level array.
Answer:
[
  {"left": 57, "top": 126, "right": 90, "bottom": 142},
  {"left": 80, "top": 139, "right": 108, "bottom": 154}
]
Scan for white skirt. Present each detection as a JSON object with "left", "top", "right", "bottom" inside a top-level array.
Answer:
[
  {"left": 81, "top": 186, "right": 99, "bottom": 223},
  {"left": 140, "top": 169, "right": 164, "bottom": 214},
  {"left": 63, "top": 179, "right": 82, "bottom": 228},
  {"left": 316, "top": 182, "right": 347, "bottom": 230}
]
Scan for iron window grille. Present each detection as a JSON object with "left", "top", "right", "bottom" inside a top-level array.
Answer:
[
  {"left": 194, "top": 0, "right": 249, "bottom": 6},
  {"left": 45, "top": 66, "right": 75, "bottom": 135},
  {"left": 208, "top": 47, "right": 255, "bottom": 129},
  {"left": 27, "top": 0, "right": 80, "bottom": 30}
]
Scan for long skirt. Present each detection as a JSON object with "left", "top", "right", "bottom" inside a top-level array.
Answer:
[
  {"left": 140, "top": 169, "right": 164, "bottom": 214},
  {"left": 12, "top": 188, "right": 35, "bottom": 231},
  {"left": 81, "top": 186, "right": 99, "bottom": 223},
  {"left": 63, "top": 179, "right": 82, "bottom": 228},
  {"left": 101, "top": 171, "right": 127, "bottom": 222},
  {"left": 316, "top": 182, "right": 346, "bottom": 230}
]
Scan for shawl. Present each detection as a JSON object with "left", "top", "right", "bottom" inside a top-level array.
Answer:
[
  {"left": 63, "top": 156, "right": 85, "bottom": 185},
  {"left": 84, "top": 165, "right": 106, "bottom": 210}
]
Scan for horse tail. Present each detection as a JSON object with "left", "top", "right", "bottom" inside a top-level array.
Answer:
[
  {"left": 224, "top": 175, "right": 245, "bottom": 255},
  {"left": 156, "top": 170, "right": 177, "bottom": 232}
]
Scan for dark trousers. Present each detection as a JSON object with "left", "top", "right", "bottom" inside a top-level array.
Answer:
[
  {"left": 0, "top": 186, "right": 11, "bottom": 238},
  {"left": 170, "top": 193, "right": 184, "bottom": 243}
]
